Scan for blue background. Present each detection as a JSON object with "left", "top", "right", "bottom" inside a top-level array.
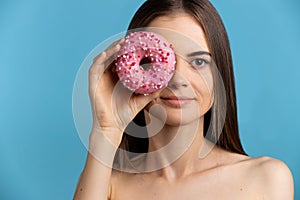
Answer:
[{"left": 0, "top": 0, "right": 299, "bottom": 199}]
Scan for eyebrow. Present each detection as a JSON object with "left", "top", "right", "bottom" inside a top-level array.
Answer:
[{"left": 187, "top": 51, "right": 211, "bottom": 57}]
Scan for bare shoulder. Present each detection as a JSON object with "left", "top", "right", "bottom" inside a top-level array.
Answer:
[
  {"left": 241, "top": 156, "right": 294, "bottom": 199},
  {"left": 215, "top": 149, "right": 294, "bottom": 199}
]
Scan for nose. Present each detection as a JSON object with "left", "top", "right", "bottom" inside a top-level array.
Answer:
[
  {"left": 167, "top": 56, "right": 189, "bottom": 89},
  {"left": 167, "top": 72, "right": 188, "bottom": 89}
]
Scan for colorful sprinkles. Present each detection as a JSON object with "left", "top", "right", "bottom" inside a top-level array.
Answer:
[{"left": 115, "top": 31, "right": 176, "bottom": 95}]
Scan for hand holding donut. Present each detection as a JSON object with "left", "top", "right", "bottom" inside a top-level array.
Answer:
[{"left": 88, "top": 38, "right": 161, "bottom": 147}]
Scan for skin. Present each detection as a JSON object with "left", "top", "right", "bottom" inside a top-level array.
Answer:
[{"left": 73, "top": 13, "right": 294, "bottom": 200}]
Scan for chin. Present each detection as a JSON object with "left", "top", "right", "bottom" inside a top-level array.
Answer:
[
  {"left": 164, "top": 116, "right": 200, "bottom": 126},
  {"left": 147, "top": 108, "right": 202, "bottom": 126}
]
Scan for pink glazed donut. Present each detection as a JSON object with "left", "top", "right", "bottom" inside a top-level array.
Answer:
[{"left": 115, "top": 31, "right": 176, "bottom": 95}]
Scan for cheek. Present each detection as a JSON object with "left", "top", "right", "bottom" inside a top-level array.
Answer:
[{"left": 193, "top": 70, "right": 214, "bottom": 116}]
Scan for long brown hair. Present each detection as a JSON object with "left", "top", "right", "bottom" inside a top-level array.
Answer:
[{"left": 118, "top": 0, "right": 247, "bottom": 156}]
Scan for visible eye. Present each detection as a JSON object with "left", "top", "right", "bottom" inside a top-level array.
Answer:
[{"left": 190, "top": 58, "right": 209, "bottom": 68}]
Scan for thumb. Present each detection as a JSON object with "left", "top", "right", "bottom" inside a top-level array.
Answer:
[{"left": 130, "top": 91, "right": 160, "bottom": 117}]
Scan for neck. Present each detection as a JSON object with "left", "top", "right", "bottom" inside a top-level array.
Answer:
[{"left": 145, "top": 116, "right": 217, "bottom": 181}]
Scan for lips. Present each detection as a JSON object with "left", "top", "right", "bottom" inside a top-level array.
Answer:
[
  {"left": 160, "top": 96, "right": 195, "bottom": 107},
  {"left": 161, "top": 96, "right": 195, "bottom": 100}
]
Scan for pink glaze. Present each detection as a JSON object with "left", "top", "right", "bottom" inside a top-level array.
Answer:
[{"left": 115, "top": 31, "right": 176, "bottom": 95}]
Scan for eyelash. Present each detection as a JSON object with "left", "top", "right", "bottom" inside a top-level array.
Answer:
[{"left": 190, "top": 58, "right": 210, "bottom": 68}]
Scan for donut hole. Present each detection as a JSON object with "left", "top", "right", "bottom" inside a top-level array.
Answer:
[{"left": 140, "top": 57, "right": 152, "bottom": 71}]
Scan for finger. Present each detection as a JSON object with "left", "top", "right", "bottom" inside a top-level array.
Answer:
[
  {"left": 129, "top": 91, "right": 161, "bottom": 117},
  {"left": 103, "top": 38, "right": 125, "bottom": 68},
  {"left": 89, "top": 66, "right": 119, "bottom": 103},
  {"left": 103, "top": 39, "right": 124, "bottom": 62},
  {"left": 90, "top": 38, "right": 124, "bottom": 75},
  {"left": 89, "top": 39, "right": 124, "bottom": 94},
  {"left": 93, "top": 38, "right": 124, "bottom": 64},
  {"left": 89, "top": 51, "right": 106, "bottom": 79},
  {"left": 103, "top": 38, "right": 126, "bottom": 72},
  {"left": 94, "top": 38, "right": 125, "bottom": 65},
  {"left": 88, "top": 51, "right": 104, "bottom": 93},
  {"left": 90, "top": 44, "right": 120, "bottom": 76}
]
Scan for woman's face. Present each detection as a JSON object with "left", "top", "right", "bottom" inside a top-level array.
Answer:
[{"left": 144, "top": 13, "right": 214, "bottom": 126}]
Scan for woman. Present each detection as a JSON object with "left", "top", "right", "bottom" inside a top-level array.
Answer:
[{"left": 74, "top": 0, "right": 294, "bottom": 199}]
